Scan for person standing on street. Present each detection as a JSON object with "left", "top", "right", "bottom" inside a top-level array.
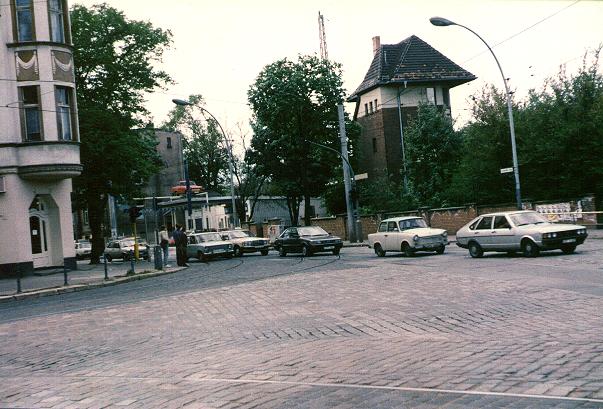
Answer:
[
  {"left": 159, "top": 225, "right": 170, "bottom": 268},
  {"left": 173, "top": 225, "right": 182, "bottom": 266},
  {"left": 179, "top": 226, "right": 189, "bottom": 267}
]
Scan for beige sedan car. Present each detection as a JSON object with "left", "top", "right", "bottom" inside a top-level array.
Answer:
[
  {"left": 220, "top": 230, "right": 270, "bottom": 257},
  {"left": 368, "top": 216, "right": 448, "bottom": 257}
]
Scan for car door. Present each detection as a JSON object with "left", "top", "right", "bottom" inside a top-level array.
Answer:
[
  {"left": 491, "top": 215, "right": 516, "bottom": 250},
  {"left": 286, "top": 228, "right": 301, "bottom": 252},
  {"left": 473, "top": 216, "right": 494, "bottom": 248},
  {"left": 385, "top": 221, "right": 400, "bottom": 251}
]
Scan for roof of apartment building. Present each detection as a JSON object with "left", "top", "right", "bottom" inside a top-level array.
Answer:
[{"left": 348, "top": 35, "right": 476, "bottom": 101}]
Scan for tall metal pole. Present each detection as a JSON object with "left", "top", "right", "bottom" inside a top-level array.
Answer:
[
  {"left": 430, "top": 17, "right": 522, "bottom": 210},
  {"left": 337, "top": 104, "right": 356, "bottom": 243}
]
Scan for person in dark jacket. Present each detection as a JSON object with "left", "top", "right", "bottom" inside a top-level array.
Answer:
[{"left": 173, "top": 225, "right": 189, "bottom": 267}]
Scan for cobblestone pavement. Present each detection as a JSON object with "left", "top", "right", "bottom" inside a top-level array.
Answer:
[{"left": 0, "top": 241, "right": 602, "bottom": 408}]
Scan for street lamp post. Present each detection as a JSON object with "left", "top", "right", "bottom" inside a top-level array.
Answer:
[
  {"left": 430, "top": 16, "right": 522, "bottom": 210},
  {"left": 172, "top": 99, "right": 239, "bottom": 228}
]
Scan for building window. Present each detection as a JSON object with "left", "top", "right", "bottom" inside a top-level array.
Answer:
[
  {"left": 14, "top": 0, "right": 35, "bottom": 42},
  {"left": 48, "top": 0, "right": 66, "bottom": 43},
  {"left": 55, "top": 86, "right": 74, "bottom": 140},
  {"left": 167, "top": 136, "right": 172, "bottom": 149},
  {"left": 372, "top": 137, "right": 377, "bottom": 153},
  {"left": 19, "top": 86, "right": 42, "bottom": 141},
  {"left": 369, "top": 101, "right": 374, "bottom": 114},
  {"left": 374, "top": 99, "right": 378, "bottom": 111},
  {"left": 364, "top": 103, "right": 368, "bottom": 116}
]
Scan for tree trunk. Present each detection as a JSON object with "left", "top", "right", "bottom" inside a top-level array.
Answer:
[
  {"left": 87, "top": 191, "right": 107, "bottom": 264},
  {"left": 286, "top": 196, "right": 301, "bottom": 227},
  {"left": 304, "top": 194, "right": 312, "bottom": 226}
]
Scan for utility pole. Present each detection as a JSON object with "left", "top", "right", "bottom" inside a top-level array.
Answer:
[{"left": 338, "top": 104, "right": 356, "bottom": 243}]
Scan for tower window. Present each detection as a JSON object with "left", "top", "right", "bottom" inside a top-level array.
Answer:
[
  {"left": 55, "top": 86, "right": 74, "bottom": 140},
  {"left": 372, "top": 138, "right": 377, "bottom": 153},
  {"left": 167, "top": 136, "right": 172, "bottom": 148},
  {"left": 48, "top": 0, "right": 66, "bottom": 43},
  {"left": 369, "top": 101, "right": 374, "bottom": 114},
  {"left": 14, "top": 0, "right": 35, "bottom": 42},
  {"left": 364, "top": 103, "right": 368, "bottom": 116},
  {"left": 19, "top": 85, "right": 42, "bottom": 141}
]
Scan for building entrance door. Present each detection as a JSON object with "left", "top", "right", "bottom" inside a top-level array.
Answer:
[{"left": 29, "top": 197, "right": 51, "bottom": 268}]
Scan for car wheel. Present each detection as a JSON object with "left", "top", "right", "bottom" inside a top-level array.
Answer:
[
  {"left": 435, "top": 245, "right": 445, "bottom": 255},
  {"left": 234, "top": 246, "right": 243, "bottom": 257},
  {"left": 197, "top": 251, "right": 206, "bottom": 262},
  {"left": 332, "top": 248, "right": 340, "bottom": 256},
  {"left": 261, "top": 250, "right": 269, "bottom": 256},
  {"left": 402, "top": 242, "right": 415, "bottom": 257},
  {"left": 468, "top": 241, "right": 483, "bottom": 258},
  {"left": 374, "top": 244, "right": 386, "bottom": 257},
  {"left": 560, "top": 244, "right": 576, "bottom": 255},
  {"left": 105, "top": 254, "right": 112, "bottom": 262},
  {"left": 302, "top": 245, "right": 313, "bottom": 257},
  {"left": 278, "top": 246, "right": 287, "bottom": 257},
  {"left": 522, "top": 239, "right": 540, "bottom": 257}
]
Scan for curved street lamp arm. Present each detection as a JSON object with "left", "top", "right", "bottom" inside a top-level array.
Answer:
[{"left": 306, "top": 140, "right": 355, "bottom": 180}]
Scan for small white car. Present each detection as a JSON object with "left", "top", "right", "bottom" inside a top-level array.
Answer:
[
  {"left": 220, "top": 230, "right": 270, "bottom": 256},
  {"left": 75, "top": 240, "right": 91, "bottom": 260},
  {"left": 187, "top": 232, "right": 234, "bottom": 261},
  {"left": 456, "top": 210, "right": 588, "bottom": 258},
  {"left": 368, "top": 216, "right": 448, "bottom": 257},
  {"left": 104, "top": 238, "right": 149, "bottom": 261}
]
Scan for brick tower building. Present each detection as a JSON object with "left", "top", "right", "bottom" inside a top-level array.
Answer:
[{"left": 348, "top": 35, "right": 475, "bottom": 184}]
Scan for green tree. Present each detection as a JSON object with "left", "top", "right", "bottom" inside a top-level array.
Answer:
[
  {"left": 404, "top": 104, "right": 462, "bottom": 207},
  {"left": 449, "top": 86, "right": 519, "bottom": 205},
  {"left": 247, "top": 55, "right": 349, "bottom": 225},
  {"left": 162, "top": 94, "right": 229, "bottom": 192},
  {"left": 72, "top": 4, "right": 173, "bottom": 262}
]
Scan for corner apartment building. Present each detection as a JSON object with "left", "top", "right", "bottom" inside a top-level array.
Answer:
[{"left": 0, "top": 0, "right": 81, "bottom": 275}]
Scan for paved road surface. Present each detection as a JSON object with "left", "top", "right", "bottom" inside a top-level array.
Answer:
[{"left": 1, "top": 241, "right": 602, "bottom": 408}]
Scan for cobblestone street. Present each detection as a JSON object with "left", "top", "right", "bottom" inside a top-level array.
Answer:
[{"left": 1, "top": 242, "right": 602, "bottom": 408}]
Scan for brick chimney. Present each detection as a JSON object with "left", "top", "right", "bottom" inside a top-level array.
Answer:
[{"left": 372, "top": 36, "right": 381, "bottom": 56}]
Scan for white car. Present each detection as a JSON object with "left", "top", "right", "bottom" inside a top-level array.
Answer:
[
  {"left": 220, "top": 230, "right": 270, "bottom": 256},
  {"left": 75, "top": 241, "right": 91, "bottom": 260},
  {"left": 187, "top": 232, "right": 234, "bottom": 261},
  {"left": 456, "top": 210, "right": 588, "bottom": 258},
  {"left": 368, "top": 216, "right": 448, "bottom": 257}
]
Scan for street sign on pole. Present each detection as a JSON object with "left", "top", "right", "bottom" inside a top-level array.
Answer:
[
  {"left": 500, "top": 167, "right": 513, "bottom": 174},
  {"left": 354, "top": 173, "right": 368, "bottom": 181}
]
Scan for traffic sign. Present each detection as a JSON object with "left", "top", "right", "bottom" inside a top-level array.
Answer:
[
  {"left": 500, "top": 167, "right": 513, "bottom": 174},
  {"left": 354, "top": 173, "right": 368, "bottom": 181}
]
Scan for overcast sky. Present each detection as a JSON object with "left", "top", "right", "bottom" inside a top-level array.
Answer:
[{"left": 73, "top": 0, "right": 602, "bottom": 141}]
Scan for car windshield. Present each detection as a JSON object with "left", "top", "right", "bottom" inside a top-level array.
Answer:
[
  {"left": 400, "top": 218, "right": 428, "bottom": 230},
  {"left": 79, "top": 242, "right": 91, "bottom": 248},
  {"left": 230, "top": 230, "right": 252, "bottom": 238},
  {"left": 510, "top": 212, "right": 549, "bottom": 226},
  {"left": 121, "top": 240, "right": 135, "bottom": 247},
  {"left": 297, "top": 226, "right": 328, "bottom": 237},
  {"left": 198, "top": 233, "right": 223, "bottom": 242}
]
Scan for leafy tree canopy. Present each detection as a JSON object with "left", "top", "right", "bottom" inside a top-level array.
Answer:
[
  {"left": 247, "top": 55, "right": 350, "bottom": 225},
  {"left": 71, "top": 3, "right": 173, "bottom": 261}
]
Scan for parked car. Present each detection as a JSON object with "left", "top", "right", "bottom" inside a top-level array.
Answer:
[
  {"left": 456, "top": 210, "right": 588, "bottom": 258},
  {"left": 368, "top": 216, "right": 448, "bottom": 257},
  {"left": 187, "top": 232, "right": 234, "bottom": 261},
  {"left": 170, "top": 180, "right": 203, "bottom": 195},
  {"left": 104, "top": 238, "right": 149, "bottom": 261},
  {"left": 220, "top": 230, "right": 270, "bottom": 256},
  {"left": 273, "top": 226, "right": 342, "bottom": 257},
  {"left": 75, "top": 240, "right": 91, "bottom": 260}
]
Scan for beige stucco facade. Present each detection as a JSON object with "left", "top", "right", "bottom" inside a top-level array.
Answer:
[{"left": 0, "top": 0, "right": 81, "bottom": 276}]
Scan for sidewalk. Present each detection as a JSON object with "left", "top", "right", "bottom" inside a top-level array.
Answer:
[{"left": 0, "top": 248, "right": 182, "bottom": 301}]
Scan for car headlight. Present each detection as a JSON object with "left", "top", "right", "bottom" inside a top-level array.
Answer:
[
  {"left": 228, "top": 244, "right": 233, "bottom": 249},
  {"left": 441, "top": 231, "right": 448, "bottom": 238},
  {"left": 413, "top": 235, "right": 419, "bottom": 242},
  {"left": 543, "top": 232, "right": 558, "bottom": 239}
]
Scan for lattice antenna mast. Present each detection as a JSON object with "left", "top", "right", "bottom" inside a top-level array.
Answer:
[{"left": 318, "top": 11, "right": 328, "bottom": 60}]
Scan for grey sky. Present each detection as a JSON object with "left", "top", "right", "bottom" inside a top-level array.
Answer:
[{"left": 73, "top": 0, "right": 602, "bottom": 140}]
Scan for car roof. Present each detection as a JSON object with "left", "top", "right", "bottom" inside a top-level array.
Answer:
[
  {"left": 380, "top": 216, "right": 423, "bottom": 223},
  {"left": 477, "top": 210, "right": 537, "bottom": 217}
]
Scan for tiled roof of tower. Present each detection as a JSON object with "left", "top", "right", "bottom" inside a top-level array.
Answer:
[{"left": 348, "top": 35, "right": 476, "bottom": 101}]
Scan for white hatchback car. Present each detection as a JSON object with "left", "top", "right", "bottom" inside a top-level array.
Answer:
[
  {"left": 368, "top": 216, "right": 448, "bottom": 257},
  {"left": 456, "top": 210, "right": 588, "bottom": 258}
]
